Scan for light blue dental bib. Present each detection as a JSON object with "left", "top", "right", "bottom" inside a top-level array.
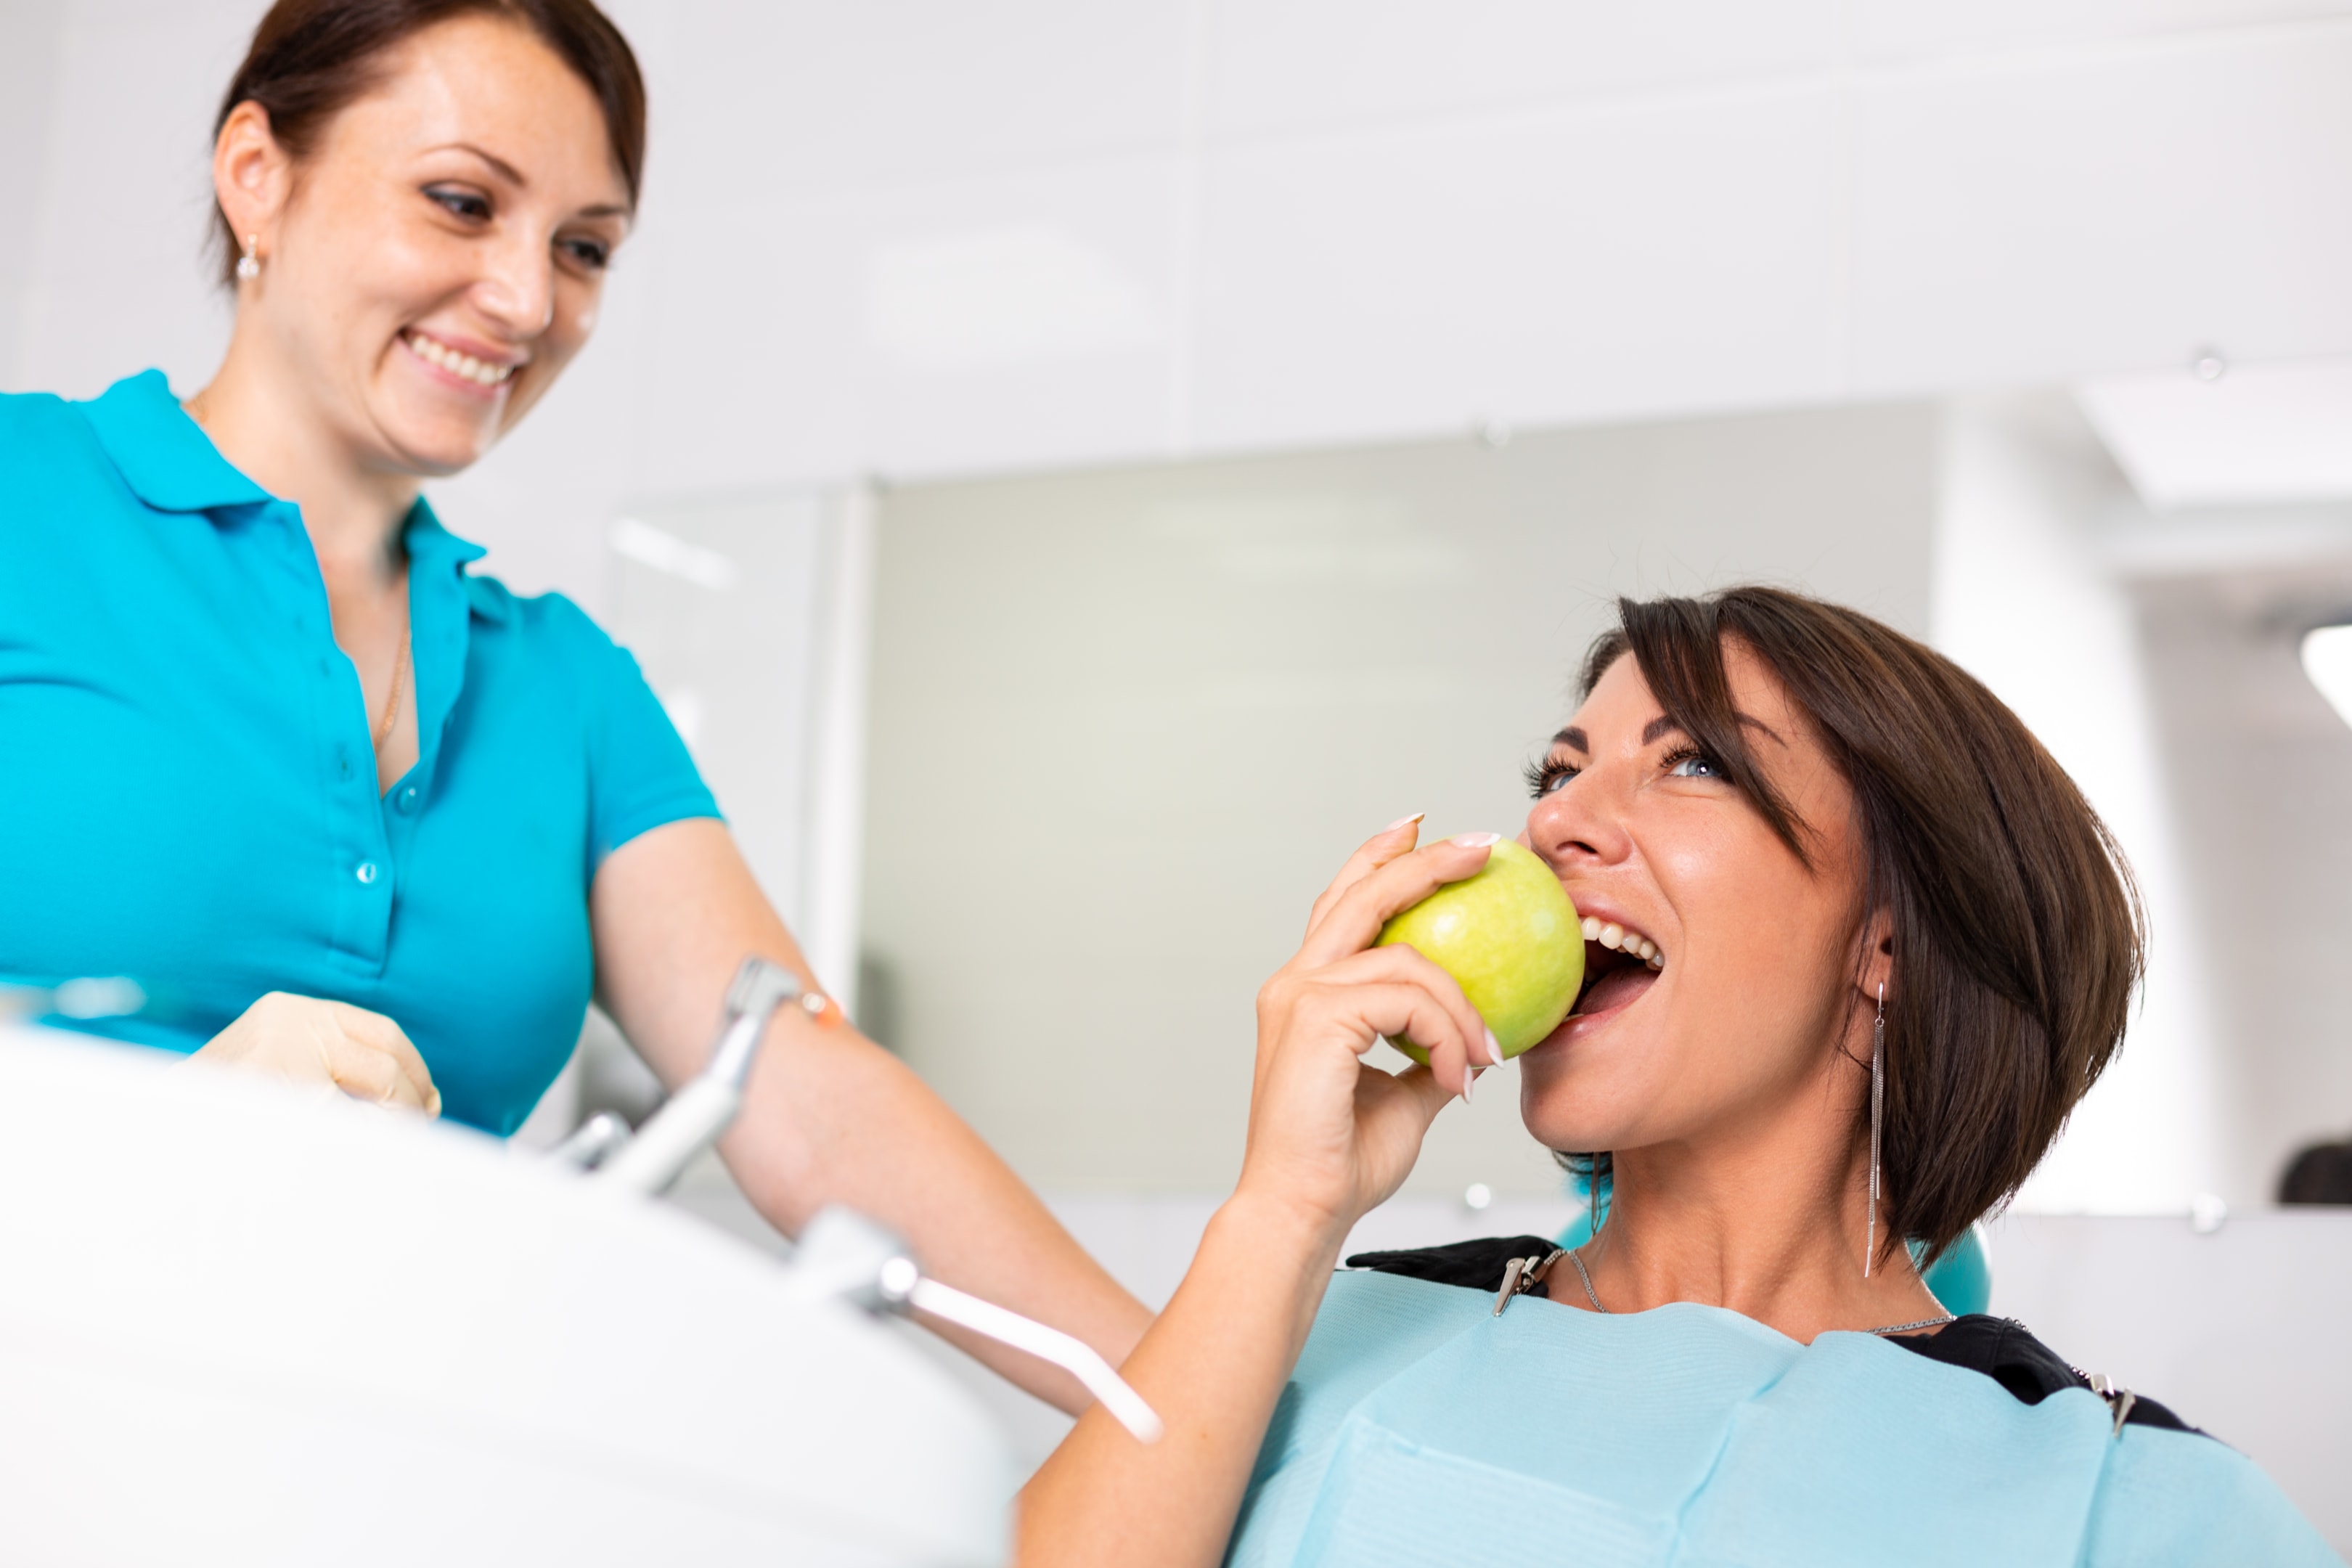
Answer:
[{"left": 1225, "top": 1270, "right": 2335, "bottom": 1568}]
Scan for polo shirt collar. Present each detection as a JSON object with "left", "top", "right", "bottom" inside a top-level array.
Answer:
[
  {"left": 402, "top": 497, "right": 491, "bottom": 579},
  {"left": 78, "top": 369, "right": 273, "bottom": 513},
  {"left": 78, "top": 369, "right": 502, "bottom": 622}
]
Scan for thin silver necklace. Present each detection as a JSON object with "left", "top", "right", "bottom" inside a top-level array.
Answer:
[{"left": 1567, "top": 1246, "right": 1956, "bottom": 1336}]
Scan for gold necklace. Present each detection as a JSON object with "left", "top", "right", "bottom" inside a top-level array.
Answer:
[
  {"left": 372, "top": 615, "right": 412, "bottom": 756},
  {"left": 178, "top": 385, "right": 411, "bottom": 755}
]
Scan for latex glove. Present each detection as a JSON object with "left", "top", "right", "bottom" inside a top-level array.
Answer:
[{"left": 191, "top": 992, "right": 441, "bottom": 1116}]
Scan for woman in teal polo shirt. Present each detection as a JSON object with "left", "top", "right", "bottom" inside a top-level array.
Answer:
[{"left": 0, "top": 0, "right": 1148, "bottom": 1411}]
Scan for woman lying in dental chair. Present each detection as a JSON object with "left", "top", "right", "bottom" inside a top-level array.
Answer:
[{"left": 1019, "top": 587, "right": 2338, "bottom": 1568}]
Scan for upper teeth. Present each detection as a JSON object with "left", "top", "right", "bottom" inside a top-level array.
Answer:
[
  {"left": 408, "top": 332, "right": 515, "bottom": 387},
  {"left": 1583, "top": 915, "right": 1665, "bottom": 971}
]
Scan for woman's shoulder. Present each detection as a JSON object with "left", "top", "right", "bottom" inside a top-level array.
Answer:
[
  {"left": 0, "top": 386, "right": 75, "bottom": 422},
  {"left": 457, "top": 575, "right": 670, "bottom": 724},
  {"left": 460, "top": 573, "right": 632, "bottom": 665},
  {"left": 1879, "top": 1312, "right": 2199, "bottom": 1434},
  {"left": 0, "top": 388, "right": 109, "bottom": 476},
  {"left": 0, "top": 388, "right": 142, "bottom": 547}
]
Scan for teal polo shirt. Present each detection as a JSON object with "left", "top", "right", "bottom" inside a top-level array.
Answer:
[{"left": 0, "top": 370, "right": 719, "bottom": 1132}]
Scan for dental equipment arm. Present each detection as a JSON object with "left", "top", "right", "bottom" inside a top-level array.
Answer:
[
  {"left": 578, "top": 956, "right": 1161, "bottom": 1443},
  {"left": 792, "top": 1208, "right": 1164, "bottom": 1445}
]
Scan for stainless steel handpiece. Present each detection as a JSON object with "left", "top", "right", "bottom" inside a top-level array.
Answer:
[{"left": 594, "top": 957, "right": 802, "bottom": 1195}]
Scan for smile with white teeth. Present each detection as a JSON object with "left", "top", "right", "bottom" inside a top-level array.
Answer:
[
  {"left": 1582, "top": 914, "right": 1665, "bottom": 971},
  {"left": 404, "top": 330, "right": 517, "bottom": 388}
]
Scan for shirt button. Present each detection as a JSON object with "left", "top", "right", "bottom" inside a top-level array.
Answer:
[
  {"left": 356, "top": 862, "right": 379, "bottom": 885},
  {"left": 395, "top": 785, "right": 421, "bottom": 816}
]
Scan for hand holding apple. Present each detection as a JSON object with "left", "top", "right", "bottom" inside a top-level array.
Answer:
[{"left": 1375, "top": 838, "right": 1583, "bottom": 1063}]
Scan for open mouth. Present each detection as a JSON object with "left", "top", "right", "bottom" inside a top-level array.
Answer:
[
  {"left": 1569, "top": 913, "right": 1664, "bottom": 1020},
  {"left": 401, "top": 328, "right": 518, "bottom": 390}
]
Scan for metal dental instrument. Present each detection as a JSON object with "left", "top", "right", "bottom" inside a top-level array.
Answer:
[
  {"left": 789, "top": 1207, "right": 1164, "bottom": 1445},
  {"left": 596, "top": 957, "right": 812, "bottom": 1195},
  {"left": 546, "top": 1110, "right": 632, "bottom": 1171}
]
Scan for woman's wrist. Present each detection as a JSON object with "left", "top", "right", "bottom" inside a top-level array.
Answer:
[{"left": 1211, "top": 1188, "right": 1353, "bottom": 1280}]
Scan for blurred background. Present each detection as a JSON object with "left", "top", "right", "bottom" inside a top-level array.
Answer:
[{"left": 5, "top": 0, "right": 2350, "bottom": 1534}]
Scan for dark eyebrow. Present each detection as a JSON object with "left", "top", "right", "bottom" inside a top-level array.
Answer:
[
  {"left": 430, "top": 143, "right": 632, "bottom": 221},
  {"left": 1554, "top": 714, "right": 1785, "bottom": 756},
  {"left": 438, "top": 142, "right": 526, "bottom": 186},
  {"left": 1643, "top": 712, "right": 1787, "bottom": 748}
]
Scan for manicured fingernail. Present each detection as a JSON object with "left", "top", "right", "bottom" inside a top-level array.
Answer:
[
  {"left": 1385, "top": 812, "right": 1426, "bottom": 832},
  {"left": 1452, "top": 831, "right": 1501, "bottom": 848},
  {"left": 1483, "top": 1028, "right": 1502, "bottom": 1067},
  {"left": 1461, "top": 1066, "right": 1474, "bottom": 1104}
]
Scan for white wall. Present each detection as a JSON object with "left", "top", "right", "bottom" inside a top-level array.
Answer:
[
  {"left": 0, "top": 0, "right": 68, "bottom": 385},
  {"left": 2123, "top": 543, "right": 2352, "bottom": 1205},
  {"left": 1932, "top": 398, "right": 2352, "bottom": 1209},
  {"left": 10, "top": 0, "right": 2352, "bottom": 541},
  {"left": 1930, "top": 397, "right": 2229, "bottom": 1212},
  {"left": 605, "top": 490, "right": 877, "bottom": 1005}
]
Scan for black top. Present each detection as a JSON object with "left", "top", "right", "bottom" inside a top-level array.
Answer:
[{"left": 1345, "top": 1235, "right": 2198, "bottom": 1436}]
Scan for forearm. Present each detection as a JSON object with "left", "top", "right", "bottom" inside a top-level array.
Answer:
[
  {"left": 718, "top": 1018, "right": 1152, "bottom": 1411},
  {"left": 587, "top": 820, "right": 1149, "bottom": 1410},
  {"left": 1017, "top": 1193, "right": 1344, "bottom": 1568}
]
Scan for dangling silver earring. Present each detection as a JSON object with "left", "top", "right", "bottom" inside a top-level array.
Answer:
[
  {"left": 1865, "top": 980, "right": 1885, "bottom": 1278},
  {"left": 235, "top": 234, "right": 261, "bottom": 282}
]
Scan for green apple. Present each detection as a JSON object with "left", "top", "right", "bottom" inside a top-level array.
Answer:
[{"left": 1375, "top": 838, "right": 1583, "bottom": 1063}]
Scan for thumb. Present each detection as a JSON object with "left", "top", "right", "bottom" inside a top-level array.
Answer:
[{"left": 1388, "top": 1060, "right": 1463, "bottom": 1132}]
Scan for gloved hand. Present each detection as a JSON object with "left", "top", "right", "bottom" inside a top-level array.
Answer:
[{"left": 191, "top": 992, "right": 441, "bottom": 1116}]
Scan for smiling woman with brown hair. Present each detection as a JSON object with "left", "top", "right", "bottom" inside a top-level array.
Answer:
[
  {"left": 0, "top": 0, "right": 1148, "bottom": 1414},
  {"left": 1016, "top": 586, "right": 2335, "bottom": 1567}
]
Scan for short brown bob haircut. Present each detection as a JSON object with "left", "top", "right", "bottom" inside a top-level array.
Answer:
[
  {"left": 211, "top": 0, "right": 646, "bottom": 287},
  {"left": 1571, "top": 587, "right": 2144, "bottom": 1265}
]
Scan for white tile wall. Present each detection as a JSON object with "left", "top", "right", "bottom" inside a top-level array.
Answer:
[
  {"left": 647, "top": 0, "right": 1190, "bottom": 209},
  {"left": 9, "top": 1, "right": 2352, "bottom": 554},
  {"left": 1204, "top": 0, "right": 1847, "bottom": 139},
  {"left": 624, "top": 154, "right": 1188, "bottom": 495},
  {"left": 1856, "top": 0, "right": 2352, "bottom": 62},
  {"left": 1850, "top": 24, "right": 2352, "bottom": 392},
  {"left": 1192, "top": 83, "right": 1847, "bottom": 453},
  {"left": 618, "top": 195, "right": 873, "bottom": 499}
]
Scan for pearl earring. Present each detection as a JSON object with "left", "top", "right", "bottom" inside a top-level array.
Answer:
[{"left": 235, "top": 234, "right": 261, "bottom": 282}]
